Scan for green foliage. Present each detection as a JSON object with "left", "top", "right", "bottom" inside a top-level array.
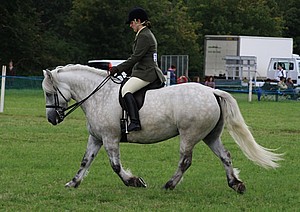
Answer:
[
  {"left": 34, "top": 0, "right": 78, "bottom": 68},
  {"left": 0, "top": 0, "right": 43, "bottom": 75},
  {"left": 67, "top": 0, "right": 132, "bottom": 61},
  {"left": 0, "top": 90, "right": 299, "bottom": 211},
  {"left": 66, "top": 0, "right": 201, "bottom": 71},
  {"left": 187, "top": 0, "right": 285, "bottom": 76},
  {"left": 279, "top": 0, "right": 300, "bottom": 53},
  {"left": 0, "top": 0, "right": 297, "bottom": 76},
  {"left": 191, "top": 0, "right": 284, "bottom": 36}
]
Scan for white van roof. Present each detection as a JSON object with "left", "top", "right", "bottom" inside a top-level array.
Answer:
[{"left": 88, "top": 60, "right": 125, "bottom": 66}]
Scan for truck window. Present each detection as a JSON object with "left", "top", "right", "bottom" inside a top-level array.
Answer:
[
  {"left": 289, "top": 63, "right": 294, "bottom": 70},
  {"left": 274, "top": 62, "right": 289, "bottom": 70}
]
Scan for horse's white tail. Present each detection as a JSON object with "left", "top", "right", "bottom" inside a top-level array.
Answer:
[{"left": 213, "top": 89, "right": 283, "bottom": 169}]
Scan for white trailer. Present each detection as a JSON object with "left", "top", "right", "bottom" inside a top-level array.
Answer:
[{"left": 204, "top": 35, "right": 293, "bottom": 79}]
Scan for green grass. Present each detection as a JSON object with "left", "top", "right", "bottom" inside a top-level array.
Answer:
[{"left": 0, "top": 90, "right": 299, "bottom": 211}]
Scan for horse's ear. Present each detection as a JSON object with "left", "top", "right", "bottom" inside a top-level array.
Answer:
[{"left": 43, "top": 69, "right": 53, "bottom": 82}]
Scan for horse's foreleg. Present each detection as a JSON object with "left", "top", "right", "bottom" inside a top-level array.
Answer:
[
  {"left": 203, "top": 137, "right": 246, "bottom": 194},
  {"left": 65, "top": 135, "right": 102, "bottom": 188},
  {"left": 104, "top": 141, "right": 147, "bottom": 188}
]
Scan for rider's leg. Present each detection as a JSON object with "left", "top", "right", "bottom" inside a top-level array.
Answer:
[
  {"left": 122, "top": 77, "right": 150, "bottom": 132},
  {"left": 123, "top": 93, "right": 141, "bottom": 131}
]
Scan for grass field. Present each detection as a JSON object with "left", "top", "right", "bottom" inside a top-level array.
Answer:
[{"left": 0, "top": 89, "right": 299, "bottom": 211}]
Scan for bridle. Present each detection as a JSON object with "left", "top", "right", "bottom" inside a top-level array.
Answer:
[{"left": 46, "top": 75, "right": 111, "bottom": 122}]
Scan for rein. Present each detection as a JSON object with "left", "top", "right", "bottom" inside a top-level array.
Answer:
[{"left": 46, "top": 75, "right": 111, "bottom": 120}]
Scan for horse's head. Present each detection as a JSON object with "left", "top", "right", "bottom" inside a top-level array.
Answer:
[{"left": 42, "top": 68, "right": 71, "bottom": 125}]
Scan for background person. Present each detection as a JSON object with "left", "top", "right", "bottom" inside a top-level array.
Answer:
[
  {"left": 286, "top": 77, "right": 294, "bottom": 89},
  {"left": 275, "top": 64, "right": 286, "bottom": 81},
  {"left": 204, "top": 76, "right": 215, "bottom": 88},
  {"left": 7, "top": 60, "right": 16, "bottom": 87},
  {"left": 168, "top": 65, "right": 176, "bottom": 85},
  {"left": 278, "top": 76, "right": 287, "bottom": 90}
]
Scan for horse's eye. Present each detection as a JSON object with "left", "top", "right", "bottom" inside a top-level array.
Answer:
[{"left": 46, "top": 93, "right": 52, "bottom": 97}]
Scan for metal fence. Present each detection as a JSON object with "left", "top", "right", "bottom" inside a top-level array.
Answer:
[
  {"left": 160, "top": 55, "right": 189, "bottom": 78},
  {"left": 0, "top": 76, "right": 43, "bottom": 89}
]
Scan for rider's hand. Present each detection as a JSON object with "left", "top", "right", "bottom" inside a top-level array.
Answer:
[{"left": 110, "top": 66, "right": 119, "bottom": 76}]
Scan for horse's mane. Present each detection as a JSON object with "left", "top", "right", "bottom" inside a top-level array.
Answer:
[
  {"left": 42, "top": 64, "right": 107, "bottom": 93},
  {"left": 54, "top": 64, "right": 107, "bottom": 77}
]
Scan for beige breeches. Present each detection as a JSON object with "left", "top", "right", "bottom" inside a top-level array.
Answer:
[{"left": 121, "top": 77, "right": 150, "bottom": 97}]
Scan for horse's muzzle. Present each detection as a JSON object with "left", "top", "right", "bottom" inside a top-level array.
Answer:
[{"left": 47, "top": 109, "right": 65, "bottom": 125}]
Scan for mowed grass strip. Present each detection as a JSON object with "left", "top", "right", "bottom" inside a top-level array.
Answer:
[{"left": 0, "top": 89, "right": 299, "bottom": 211}]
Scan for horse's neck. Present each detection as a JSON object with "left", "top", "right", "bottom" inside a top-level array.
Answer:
[{"left": 60, "top": 70, "right": 111, "bottom": 102}]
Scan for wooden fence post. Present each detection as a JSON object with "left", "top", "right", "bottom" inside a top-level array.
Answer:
[{"left": 0, "top": 65, "right": 6, "bottom": 112}]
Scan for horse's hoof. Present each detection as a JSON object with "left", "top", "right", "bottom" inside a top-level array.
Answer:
[
  {"left": 138, "top": 177, "right": 147, "bottom": 188},
  {"left": 65, "top": 180, "right": 81, "bottom": 188},
  {"left": 163, "top": 180, "right": 175, "bottom": 190},
  {"left": 232, "top": 182, "right": 246, "bottom": 194},
  {"left": 125, "top": 177, "right": 147, "bottom": 187}
]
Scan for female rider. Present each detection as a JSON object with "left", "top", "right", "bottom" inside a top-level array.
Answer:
[{"left": 110, "top": 7, "right": 165, "bottom": 132}]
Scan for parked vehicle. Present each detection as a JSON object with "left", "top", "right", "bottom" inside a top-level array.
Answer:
[
  {"left": 204, "top": 35, "right": 293, "bottom": 79},
  {"left": 267, "top": 56, "right": 300, "bottom": 85},
  {"left": 87, "top": 59, "right": 125, "bottom": 70}
]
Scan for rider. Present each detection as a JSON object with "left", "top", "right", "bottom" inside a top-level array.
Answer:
[{"left": 110, "top": 7, "right": 165, "bottom": 132}]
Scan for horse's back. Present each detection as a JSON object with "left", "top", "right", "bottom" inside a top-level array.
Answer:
[{"left": 145, "top": 83, "right": 220, "bottom": 114}]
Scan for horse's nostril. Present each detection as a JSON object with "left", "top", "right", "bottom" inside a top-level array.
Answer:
[{"left": 48, "top": 117, "right": 57, "bottom": 125}]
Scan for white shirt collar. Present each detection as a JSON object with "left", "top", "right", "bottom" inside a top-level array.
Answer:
[{"left": 136, "top": 26, "right": 146, "bottom": 37}]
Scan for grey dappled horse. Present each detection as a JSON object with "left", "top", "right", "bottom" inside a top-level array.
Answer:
[{"left": 42, "top": 64, "right": 282, "bottom": 193}]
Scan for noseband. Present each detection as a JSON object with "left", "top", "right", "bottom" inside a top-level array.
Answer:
[
  {"left": 45, "top": 85, "right": 69, "bottom": 122},
  {"left": 46, "top": 75, "right": 111, "bottom": 121}
]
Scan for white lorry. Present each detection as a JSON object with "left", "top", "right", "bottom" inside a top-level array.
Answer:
[
  {"left": 266, "top": 56, "right": 300, "bottom": 85},
  {"left": 204, "top": 35, "right": 293, "bottom": 80}
]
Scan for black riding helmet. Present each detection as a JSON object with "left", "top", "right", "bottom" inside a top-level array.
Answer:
[{"left": 125, "top": 7, "right": 148, "bottom": 24}]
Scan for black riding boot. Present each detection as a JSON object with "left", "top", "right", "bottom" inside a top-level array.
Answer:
[{"left": 123, "top": 93, "right": 141, "bottom": 131}]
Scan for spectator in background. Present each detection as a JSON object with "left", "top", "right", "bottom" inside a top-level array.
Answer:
[
  {"left": 275, "top": 64, "right": 286, "bottom": 81},
  {"left": 204, "top": 76, "right": 215, "bottom": 88},
  {"left": 7, "top": 60, "right": 16, "bottom": 87},
  {"left": 168, "top": 65, "right": 176, "bottom": 85},
  {"left": 278, "top": 76, "right": 287, "bottom": 90},
  {"left": 7, "top": 60, "right": 16, "bottom": 76},
  {"left": 177, "top": 75, "right": 188, "bottom": 84},
  {"left": 286, "top": 77, "right": 294, "bottom": 89},
  {"left": 261, "top": 78, "right": 273, "bottom": 90}
]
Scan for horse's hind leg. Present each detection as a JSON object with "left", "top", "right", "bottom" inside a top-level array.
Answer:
[
  {"left": 203, "top": 136, "right": 246, "bottom": 194},
  {"left": 164, "top": 136, "right": 194, "bottom": 190},
  {"left": 65, "top": 135, "right": 102, "bottom": 188},
  {"left": 164, "top": 150, "right": 193, "bottom": 190}
]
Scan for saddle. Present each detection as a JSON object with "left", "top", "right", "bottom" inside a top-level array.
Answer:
[
  {"left": 119, "top": 77, "right": 164, "bottom": 110},
  {"left": 118, "top": 77, "right": 164, "bottom": 142}
]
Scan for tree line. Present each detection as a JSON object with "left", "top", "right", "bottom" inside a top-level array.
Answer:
[{"left": 1, "top": 0, "right": 299, "bottom": 77}]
